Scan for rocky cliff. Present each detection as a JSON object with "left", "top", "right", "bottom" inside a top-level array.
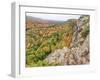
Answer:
[{"left": 44, "top": 15, "right": 90, "bottom": 65}]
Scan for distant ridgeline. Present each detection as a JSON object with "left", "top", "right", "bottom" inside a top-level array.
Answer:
[{"left": 25, "top": 15, "right": 90, "bottom": 67}]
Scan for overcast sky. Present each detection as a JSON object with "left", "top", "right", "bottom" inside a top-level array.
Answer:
[{"left": 26, "top": 13, "right": 81, "bottom": 21}]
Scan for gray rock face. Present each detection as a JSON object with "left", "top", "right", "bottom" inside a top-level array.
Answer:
[
  {"left": 45, "top": 15, "right": 90, "bottom": 65},
  {"left": 45, "top": 35, "right": 89, "bottom": 65},
  {"left": 45, "top": 47, "right": 70, "bottom": 65}
]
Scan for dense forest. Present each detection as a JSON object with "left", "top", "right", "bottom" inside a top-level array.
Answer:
[{"left": 25, "top": 15, "right": 89, "bottom": 67}]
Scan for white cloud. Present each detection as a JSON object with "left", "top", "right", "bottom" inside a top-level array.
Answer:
[{"left": 26, "top": 13, "right": 81, "bottom": 21}]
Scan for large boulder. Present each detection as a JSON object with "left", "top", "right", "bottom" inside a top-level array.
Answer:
[{"left": 45, "top": 31, "right": 89, "bottom": 65}]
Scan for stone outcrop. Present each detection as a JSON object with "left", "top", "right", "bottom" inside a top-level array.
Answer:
[
  {"left": 45, "top": 35, "right": 89, "bottom": 65},
  {"left": 45, "top": 15, "right": 90, "bottom": 65}
]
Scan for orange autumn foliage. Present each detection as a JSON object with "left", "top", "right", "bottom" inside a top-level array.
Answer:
[{"left": 64, "top": 33, "right": 73, "bottom": 48}]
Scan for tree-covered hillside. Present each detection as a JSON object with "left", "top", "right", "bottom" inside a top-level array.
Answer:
[{"left": 25, "top": 15, "right": 90, "bottom": 67}]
